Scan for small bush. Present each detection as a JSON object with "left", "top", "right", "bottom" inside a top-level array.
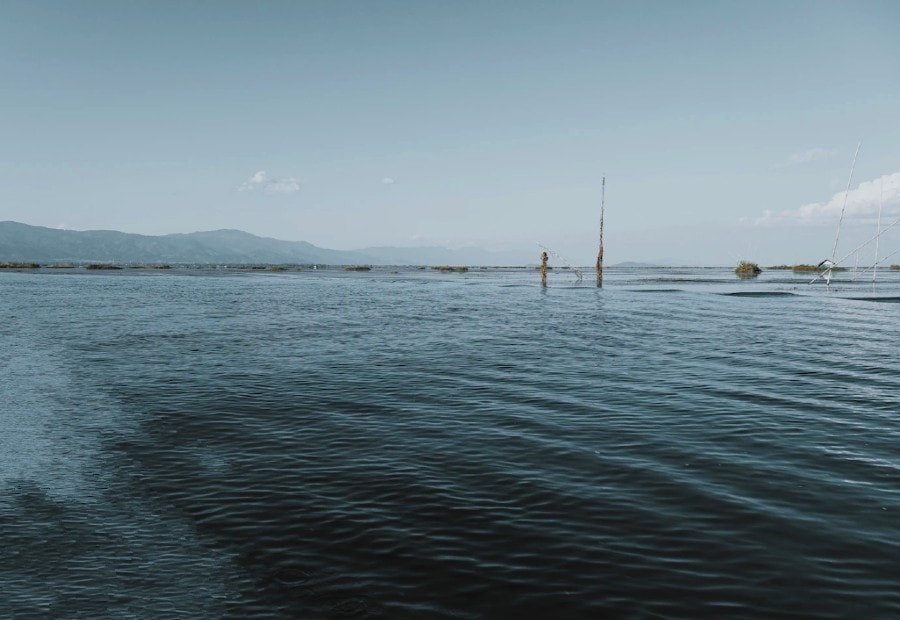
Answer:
[{"left": 735, "top": 261, "right": 761, "bottom": 275}]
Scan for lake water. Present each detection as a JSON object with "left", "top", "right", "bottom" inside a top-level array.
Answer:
[{"left": 2, "top": 267, "right": 899, "bottom": 619}]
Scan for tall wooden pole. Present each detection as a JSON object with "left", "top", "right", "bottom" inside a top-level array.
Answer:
[
  {"left": 596, "top": 176, "right": 605, "bottom": 288},
  {"left": 540, "top": 251, "right": 549, "bottom": 287}
]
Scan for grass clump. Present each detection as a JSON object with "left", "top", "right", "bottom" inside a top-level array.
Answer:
[
  {"left": 433, "top": 266, "right": 468, "bottom": 272},
  {"left": 735, "top": 261, "right": 761, "bottom": 276}
]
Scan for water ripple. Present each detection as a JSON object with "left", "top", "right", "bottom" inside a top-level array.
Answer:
[{"left": 1, "top": 269, "right": 898, "bottom": 618}]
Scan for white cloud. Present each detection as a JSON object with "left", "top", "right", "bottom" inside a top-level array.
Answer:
[
  {"left": 268, "top": 177, "right": 301, "bottom": 193},
  {"left": 239, "top": 170, "right": 301, "bottom": 194},
  {"left": 781, "top": 147, "right": 838, "bottom": 167},
  {"left": 756, "top": 172, "right": 900, "bottom": 226},
  {"left": 381, "top": 177, "right": 396, "bottom": 185}
]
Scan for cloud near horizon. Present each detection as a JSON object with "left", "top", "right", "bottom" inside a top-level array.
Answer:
[
  {"left": 780, "top": 147, "right": 838, "bottom": 167},
  {"left": 239, "top": 170, "right": 301, "bottom": 194},
  {"left": 756, "top": 171, "right": 900, "bottom": 226}
]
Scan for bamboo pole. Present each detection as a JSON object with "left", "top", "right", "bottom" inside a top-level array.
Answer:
[
  {"left": 540, "top": 251, "right": 549, "bottom": 287},
  {"left": 831, "top": 141, "right": 862, "bottom": 265},
  {"left": 596, "top": 176, "right": 605, "bottom": 288}
]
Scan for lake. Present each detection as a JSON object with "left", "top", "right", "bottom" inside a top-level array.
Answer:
[{"left": 2, "top": 267, "right": 898, "bottom": 618}]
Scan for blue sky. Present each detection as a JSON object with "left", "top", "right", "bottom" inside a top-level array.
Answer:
[{"left": 2, "top": 0, "right": 899, "bottom": 264}]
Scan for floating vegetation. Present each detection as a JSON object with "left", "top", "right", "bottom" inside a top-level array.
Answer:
[
  {"left": 734, "top": 261, "right": 761, "bottom": 276},
  {"left": 85, "top": 264, "right": 123, "bottom": 270},
  {"left": 0, "top": 262, "right": 41, "bottom": 269},
  {"left": 344, "top": 266, "right": 372, "bottom": 271},
  {"left": 433, "top": 266, "right": 468, "bottom": 272}
]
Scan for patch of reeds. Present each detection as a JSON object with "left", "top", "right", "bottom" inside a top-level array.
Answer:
[
  {"left": 0, "top": 262, "right": 41, "bottom": 269},
  {"left": 269, "top": 266, "right": 288, "bottom": 271},
  {"left": 433, "top": 266, "right": 468, "bottom": 272},
  {"left": 734, "top": 261, "right": 761, "bottom": 275},
  {"left": 344, "top": 266, "right": 372, "bottom": 271},
  {"left": 767, "top": 265, "right": 792, "bottom": 270},
  {"left": 792, "top": 264, "right": 847, "bottom": 272},
  {"left": 891, "top": 265, "right": 900, "bottom": 270},
  {"left": 85, "top": 264, "right": 123, "bottom": 270}
]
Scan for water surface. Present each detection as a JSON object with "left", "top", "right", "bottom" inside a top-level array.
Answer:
[{"left": 2, "top": 267, "right": 898, "bottom": 618}]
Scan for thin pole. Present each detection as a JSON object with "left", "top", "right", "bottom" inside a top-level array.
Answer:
[
  {"left": 540, "top": 251, "right": 549, "bottom": 287},
  {"left": 812, "top": 213, "right": 900, "bottom": 284},
  {"left": 596, "top": 176, "right": 605, "bottom": 288},
  {"left": 831, "top": 141, "right": 862, "bottom": 264},
  {"left": 853, "top": 245, "right": 900, "bottom": 281},
  {"left": 874, "top": 178, "right": 884, "bottom": 284}
]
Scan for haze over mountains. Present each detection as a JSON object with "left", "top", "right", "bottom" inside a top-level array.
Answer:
[{"left": 0, "top": 221, "right": 527, "bottom": 266}]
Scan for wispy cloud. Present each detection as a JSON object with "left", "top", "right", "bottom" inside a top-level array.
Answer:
[
  {"left": 239, "top": 170, "right": 301, "bottom": 194},
  {"left": 780, "top": 147, "right": 838, "bottom": 168},
  {"left": 756, "top": 172, "right": 900, "bottom": 226},
  {"left": 381, "top": 177, "right": 396, "bottom": 185}
]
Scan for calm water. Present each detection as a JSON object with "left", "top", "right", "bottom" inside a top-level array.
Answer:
[{"left": 2, "top": 267, "right": 899, "bottom": 619}]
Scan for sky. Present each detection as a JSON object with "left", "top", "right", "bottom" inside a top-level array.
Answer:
[{"left": 2, "top": 0, "right": 899, "bottom": 265}]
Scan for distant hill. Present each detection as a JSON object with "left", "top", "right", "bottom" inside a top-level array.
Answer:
[{"left": 0, "top": 221, "right": 519, "bottom": 266}]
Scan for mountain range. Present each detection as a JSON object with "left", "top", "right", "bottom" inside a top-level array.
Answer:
[{"left": 0, "top": 221, "right": 526, "bottom": 266}]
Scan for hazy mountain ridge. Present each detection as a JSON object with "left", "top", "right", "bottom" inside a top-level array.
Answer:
[{"left": 0, "top": 221, "right": 519, "bottom": 266}]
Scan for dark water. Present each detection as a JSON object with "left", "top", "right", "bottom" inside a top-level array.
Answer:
[{"left": 2, "top": 268, "right": 899, "bottom": 619}]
